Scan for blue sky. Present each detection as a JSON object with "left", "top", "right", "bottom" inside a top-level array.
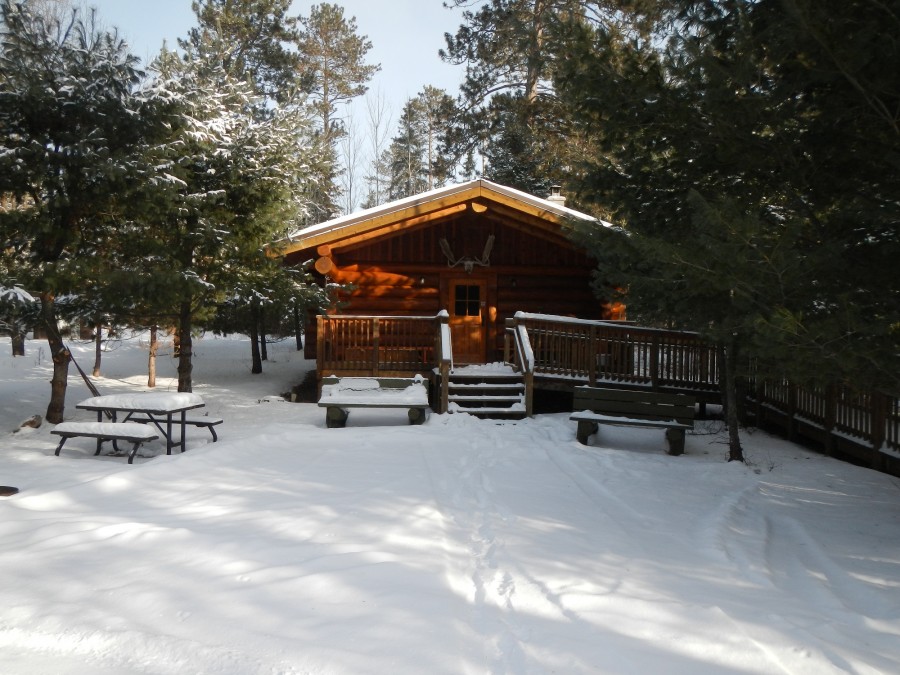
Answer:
[{"left": 88, "top": 0, "right": 467, "bottom": 114}]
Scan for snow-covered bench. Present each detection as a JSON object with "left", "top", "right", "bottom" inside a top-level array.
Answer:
[
  {"left": 52, "top": 422, "right": 159, "bottom": 464},
  {"left": 318, "top": 375, "right": 430, "bottom": 428},
  {"left": 125, "top": 414, "right": 223, "bottom": 442},
  {"left": 570, "top": 386, "right": 695, "bottom": 455}
]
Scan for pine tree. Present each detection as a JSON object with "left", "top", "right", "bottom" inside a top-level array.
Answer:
[
  {"left": 175, "top": 1, "right": 328, "bottom": 376},
  {"left": 125, "top": 39, "right": 319, "bottom": 392},
  {"left": 440, "top": 0, "right": 605, "bottom": 192},
  {"left": 295, "top": 3, "right": 380, "bottom": 222},
  {"left": 0, "top": 0, "right": 147, "bottom": 422},
  {"left": 0, "top": 286, "right": 38, "bottom": 356},
  {"left": 554, "top": 0, "right": 900, "bottom": 461},
  {"left": 387, "top": 88, "right": 457, "bottom": 200},
  {"left": 185, "top": 0, "right": 301, "bottom": 104}
]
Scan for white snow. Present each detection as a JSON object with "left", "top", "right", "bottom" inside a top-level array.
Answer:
[
  {"left": 319, "top": 376, "right": 429, "bottom": 407},
  {"left": 77, "top": 391, "right": 205, "bottom": 413},
  {"left": 1, "top": 333, "right": 899, "bottom": 674},
  {"left": 52, "top": 422, "right": 158, "bottom": 440}
]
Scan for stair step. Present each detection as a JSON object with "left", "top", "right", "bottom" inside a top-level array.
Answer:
[
  {"left": 449, "top": 394, "right": 523, "bottom": 403},
  {"left": 444, "top": 364, "right": 527, "bottom": 419},
  {"left": 448, "top": 382, "right": 524, "bottom": 390},
  {"left": 448, "top": 404, "right": 526, "bottom": 415}
]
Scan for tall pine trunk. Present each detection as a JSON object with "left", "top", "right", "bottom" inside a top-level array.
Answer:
[
  {"left": 249, "top": 302, "right": 262, "bottom": 374},
  {"left": 147, "top": 325, "right": 158, "bottom": 388},
  {"left": 92, "top": 322, "right": 102, "bottom": 377},
  {"left": 722, "top": 335, "right": 745, "bottom": 463},
  {"left": 41, "top": 292, "right": 69, "bottom": 424},
  {"left": 176, "top": 301, "right": 193, "bottom": 393}
]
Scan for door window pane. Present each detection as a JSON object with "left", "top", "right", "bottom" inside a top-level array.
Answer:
[{"left": 454, "top": 284, "right": 480, "bottom": 317}]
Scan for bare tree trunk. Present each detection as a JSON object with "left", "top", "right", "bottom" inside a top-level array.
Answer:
[
  {"left": 92, "top": 322, "right": 102, "bottom": 377},
  {"left": 259, "top": 306, "right": 268, "bottom": 361},
  {"left": 41, "top": 292, "right": 69, "bottom": 424},
  {"left": 11, "top": 326, "right": 25, "bottom": 356},
  {"left": 293, "top": 305, "right": 303, "bottom": 351},
  {"left": 147, "top": 325, "right": 158, "bottom": 388},
  {"left": 250, "top": 302, "right": 262, "bottom": 374},
  {"left": 723, "top": 336, "right": 745, "bottom": 462},
  {"left": 176, "top": 301, "right": 193, "bottom": 393}
]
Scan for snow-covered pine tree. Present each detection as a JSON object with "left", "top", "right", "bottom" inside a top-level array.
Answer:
[
  {"left": 0, "top": 0, "right": 147, "bottom": 422},
  {"left": 0, "top": 286, "right": 38, "bottom": 356},
  {"left": 126, "top": 36, "right": 321, "bottom": 392}
]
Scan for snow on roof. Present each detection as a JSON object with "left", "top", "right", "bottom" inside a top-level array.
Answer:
[{"left": 279, "top": 179, "right": 610, "bottom": 252}]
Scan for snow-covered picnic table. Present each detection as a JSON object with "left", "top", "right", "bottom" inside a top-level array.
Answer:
[
  {"left": 74, "top": 392, "right": 211, "bottom": 457},
  {"left": 318, "top": 375, "right": 430, "bottom": 428}
]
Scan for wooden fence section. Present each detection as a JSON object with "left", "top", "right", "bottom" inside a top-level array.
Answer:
[
  {"left": 748, "top": 378, "right": 900, "bottom": 469},
  {"left": 508, "top": 313, "right": 721, "bottom": 401},
  {"left": 317, "top": 315, "right": 442, "bottom": 378}
]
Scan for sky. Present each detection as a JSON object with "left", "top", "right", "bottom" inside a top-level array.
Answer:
[
  {"left": 2, "top": 333, "right": 900, "bottom": 673},
  {"left": 87, "top": 0, "right": 469, "bottom": 117}
]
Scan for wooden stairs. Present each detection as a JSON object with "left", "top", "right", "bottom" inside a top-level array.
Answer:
[{"left": 446, "top": 365, "right": 526, "bottom": 420}]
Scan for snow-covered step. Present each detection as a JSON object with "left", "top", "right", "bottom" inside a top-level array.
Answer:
[{"left": 445, "top": 366, "right": 527, "bottom": 420}]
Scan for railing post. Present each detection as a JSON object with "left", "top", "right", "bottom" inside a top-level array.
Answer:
[
  {"left": 788, "top": 383, "right": 798, "bottom": 441},
  {"left": 524, "top": 369, "right": 534, "bottom": 417},
  {"left": 650, "top": 334, "right": 660, "bottom": 390},
  {"left": 824, "top": 382, "right": 837, "bottom": 456},
  {"left": 372, "top": 318, "right": 380, "bottom": 375},
  {"left": 438, "top": 312, "right": 450, "bottom": 414},
  {"left": 589, "top": 325, "right": 597, "bottom": 386},
  {"left": 871, "top": 391, "right": 887, "bottom": 470},
  {"left": 317, "top": 315, "right": 325, "bottom": 377}
]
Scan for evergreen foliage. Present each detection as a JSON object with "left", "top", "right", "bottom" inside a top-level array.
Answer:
[
  {"left": 554, "top": 0, "right": 900, "bottom": 459},
  {"left": 0, "top": 0, "right": 147, "bottom": 421},
  {"left": 0, "top": 285, "right": 38, "bottom": 356},
  {"left": 127, "top": 39, "right": 322, "bottom": 390},
  {"left": 441, "top": 0, "right": 607, "bottom": 197},
  {"left": 295, "top": 3, "right": 380, "bottom": 222},
  {"left": 386, "top": 87, "right": 457, "bottom": 200},
  {"left": 185, "top": 0, "right": 302, "bottom": 104}
]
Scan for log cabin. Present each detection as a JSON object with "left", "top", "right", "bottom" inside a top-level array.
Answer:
[{"left": 279, "top": 179, "right": 623, "bottom": 366}]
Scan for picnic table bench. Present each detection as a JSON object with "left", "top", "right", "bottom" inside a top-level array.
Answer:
[
  {"left": 125, "top": 414, "right": 223, "bottom": 442},
  {"left": 570, "top": 386, "right": 695, "bottom": 455},
  {"left": 318, "top": 375, "right": 430, "bottom": 428},
  {"left": 52, "top": 422, "right": 159, "bottom": 464}
]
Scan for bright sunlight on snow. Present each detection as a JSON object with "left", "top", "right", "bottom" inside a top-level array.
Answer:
[{"left": 1, "top": 333, "right": 898, "bottom": 674}]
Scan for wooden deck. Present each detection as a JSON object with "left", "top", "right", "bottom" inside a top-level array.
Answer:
[{"left": 315, "top": 311, "right": 899, "bottom": 473}]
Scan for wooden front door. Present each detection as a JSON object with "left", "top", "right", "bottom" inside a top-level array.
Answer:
[{"left": 449, "top": 278, "right": 486, "bottom": 364}]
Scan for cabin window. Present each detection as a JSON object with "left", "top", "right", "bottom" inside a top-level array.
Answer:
[{"left": 454, "top": 284, "right": 481, "bottom": 317}]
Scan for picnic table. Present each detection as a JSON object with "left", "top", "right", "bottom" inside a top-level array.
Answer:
[{"left": 76, "top": 392, "right": 207, "bottom": 456}]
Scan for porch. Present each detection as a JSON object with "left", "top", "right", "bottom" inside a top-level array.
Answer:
[{"left": 315, "top": 311, "right": 722, "bottom": 413}]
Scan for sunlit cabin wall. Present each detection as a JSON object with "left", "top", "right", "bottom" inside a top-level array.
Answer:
[{"left": 285, "top": 213, "right": 618, "bottom": 362}]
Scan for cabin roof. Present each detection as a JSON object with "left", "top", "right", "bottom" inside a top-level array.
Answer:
[{"left": 276, "top": 178, "right": 607, "bottom": 257}]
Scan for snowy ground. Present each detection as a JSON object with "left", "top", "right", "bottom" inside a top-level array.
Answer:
[{"left": 1, "top": 333, "right": 898, "bottom": 674}]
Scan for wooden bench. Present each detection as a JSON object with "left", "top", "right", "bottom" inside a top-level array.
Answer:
[
  {"left": 318, "top": 375, "right": 430, "bottom": 428},
  {"left": 52, "top": 422, "right": 159, "bottom": 464},
  {"left": 125, "top": 414, "right": 223, "bottom": 442},
  {"left": 570, "top": 387, "right": 695, "bottom": 455}
]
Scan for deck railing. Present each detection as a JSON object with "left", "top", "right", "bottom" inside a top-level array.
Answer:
[
  {"left": 317, "top": 314, "right": 441, "bottom": 378},
  {"left": 508, "top": 312, "right": 720, "bottom": 398},
  {"left": 503, "top": 318, "right": 535, "bottom": 416},
  {"left": 747, "top": 377, "right": 900, "bottom": 466}
]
